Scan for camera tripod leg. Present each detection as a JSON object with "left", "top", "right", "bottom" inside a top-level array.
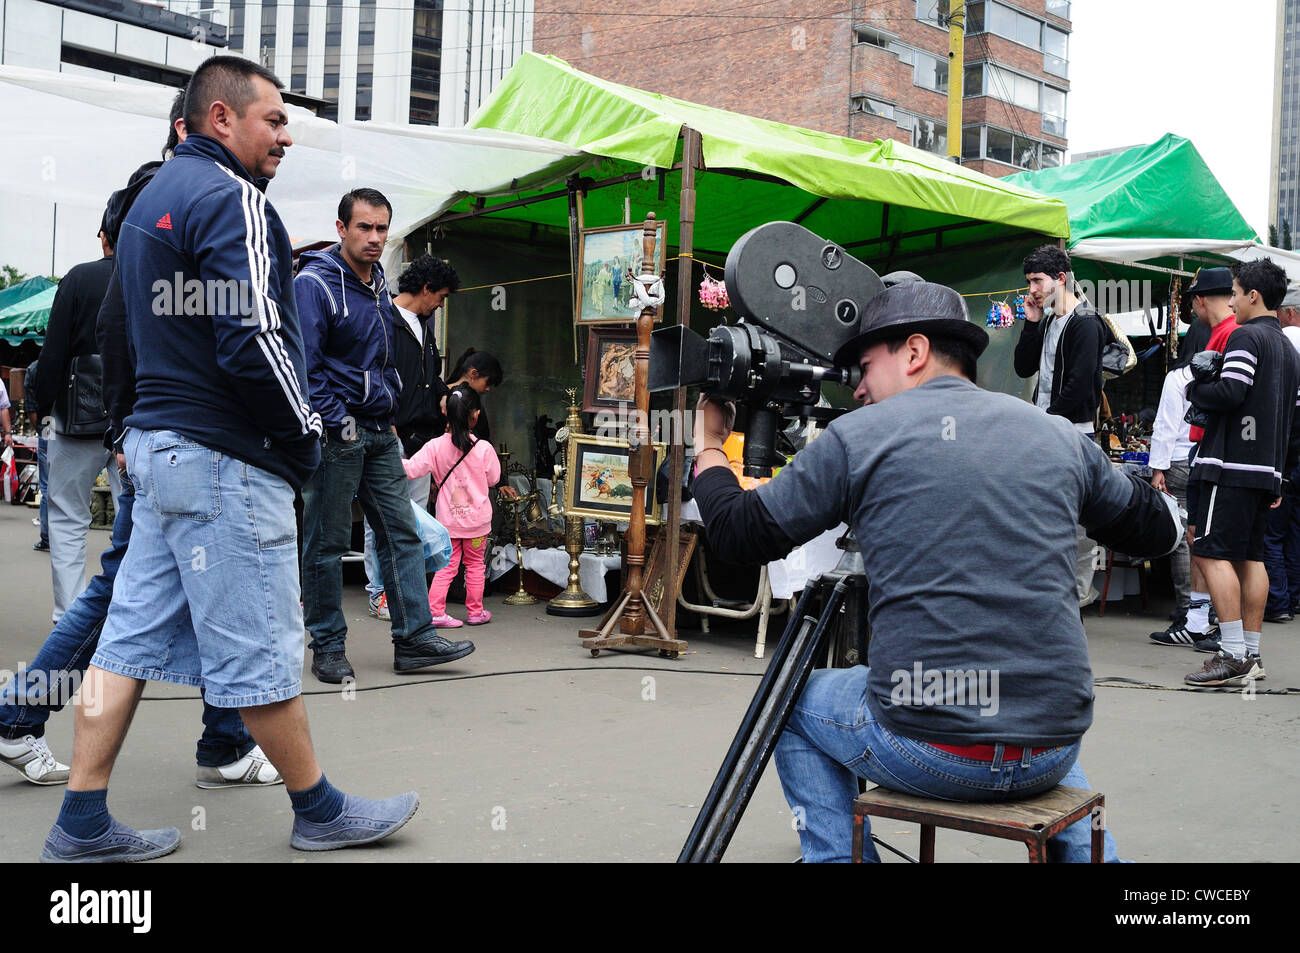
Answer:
[{"left": 679, "top": 575, "right": 850, "bottom": 863}]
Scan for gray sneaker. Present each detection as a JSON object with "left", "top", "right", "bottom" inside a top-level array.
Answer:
[
  {"left": 195, "top": 744, "right": 283, "bottom": 789},
  {"left": 41, "top": 818, "right": 180, "bottom": 863},
  {"left": 290, "top": 791, "right": 419, "bottom": 851},
  {"left": 0, "top": 734, "right": 70, "bottom": 785}
]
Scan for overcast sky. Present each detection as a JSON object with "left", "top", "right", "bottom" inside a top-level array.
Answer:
[{"left": 1067, "top": 0, "right": 1276, "bottom": 239}]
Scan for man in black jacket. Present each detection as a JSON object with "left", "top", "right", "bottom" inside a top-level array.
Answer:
[
  {"left": 1014, "top": 245, "right": 1108, "bottom": 607},
  {"left": 362, "top": 255, "right": 457, "bottom": 620},
  {"left": 36, "top": 228, "right": 121, "bottom": 622},
  {"left": 1184, "top": 258, "right": 1300, "bottom": 687}
]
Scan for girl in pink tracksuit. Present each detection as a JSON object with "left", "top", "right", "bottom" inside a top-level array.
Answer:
[{"left": 403, "top": 385, "right": 507, "bottom": 627}]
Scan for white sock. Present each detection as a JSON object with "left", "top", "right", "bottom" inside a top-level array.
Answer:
[
  {"left": 1218, "top": 620, "right": 1246, "bottom": 659},
  {"left": 1186, "top": 592, "right": 1211, "bottom": 633},
  {"left": 1244, "top": 630, "right": 1261, "bottom": 656}
]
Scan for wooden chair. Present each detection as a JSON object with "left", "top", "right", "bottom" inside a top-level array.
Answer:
[{"left": 852, "top": 784, "right": 1105, "bottom": 863}]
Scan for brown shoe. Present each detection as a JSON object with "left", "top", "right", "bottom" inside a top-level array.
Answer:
[{"left": 1184, "top": 651, "right": 1259, "bottom": 687}]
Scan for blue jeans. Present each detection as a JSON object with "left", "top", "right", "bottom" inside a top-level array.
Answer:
[
  {"left": 1263, "top": 474, "right": 1300, "bottom": 615},
  {"left": 37, "top": 433, "right": 49, "bottom": 544},
  {"left": 773, "top": 666, "right": 1121, "bottom": 863},
  {"left": 363, "top": 472, "right": 431, "bottom": 600},
  {"left": 92, "top": 429, "right": 305, "bottom": 708},
  {"left": 301, "top": 428, "right": 434, "bottom": 654},
  {"left": 0, "top": 477, "right": 253, "bottom": 767}
]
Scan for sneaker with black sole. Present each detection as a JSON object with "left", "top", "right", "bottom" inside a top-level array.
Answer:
[
  {"left": 393, "top": 634, "right": 475, "bottom": 671},
  {"left": 1184, "top": 651, "right": 1260, "bottom": 687},
  {"left": 0, "top": 733, "right": 70, "bottom": 785},
  {"left": 1192, "top": 625, "right": 1222, "bottom": 653},
  {"left": 195, "top": 744, "right": 283, "bottom": 789},
  {"left": 41, "top": 818, "right": 180, "bottom": 863},
  {"left": 1149, "top": 621, "right": 1200, "bottom": 647},
  {"left": 311, "top": 651, "right": 354, "bottom": 684}
]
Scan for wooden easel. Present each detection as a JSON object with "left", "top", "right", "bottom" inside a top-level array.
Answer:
[{"left": 580, "top": 212, "right": 689, "bottom": 659}]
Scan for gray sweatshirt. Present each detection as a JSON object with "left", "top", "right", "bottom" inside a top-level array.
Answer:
[{"left": 695, "top": 375, "right": 1166, "bottom": 746}]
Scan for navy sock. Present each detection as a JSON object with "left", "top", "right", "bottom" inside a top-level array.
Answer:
[
  {"left": 57, "top": 788, "right": 113, "bottom": 840},
  {"left": 288, "top": 774, "right": 346, "bottom": 823}
]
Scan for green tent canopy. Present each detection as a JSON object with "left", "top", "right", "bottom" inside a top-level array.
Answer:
[
  {"left": 448, "top": 52, "right": 1069, "bottom": 263},
  {"left": 0, "top": 275, "right": 56, "bottom": 313},
  {"left": 0, "top": 284, "right": 56, "bottom": 344},
  {"left": 1004, "top": 134, "right": 1257, "bottom": 246}
]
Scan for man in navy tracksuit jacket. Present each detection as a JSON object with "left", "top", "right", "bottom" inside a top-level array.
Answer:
[
  {"left": 295, "top": 187, "right": 474, "bottom": 683},
  {"left": 41, "top": 57, "right": 419, "bottom": 862}
]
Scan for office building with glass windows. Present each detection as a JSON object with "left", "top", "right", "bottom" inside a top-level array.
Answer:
[{"left": 0, "top": 0, "right": 533, "bottom": 126}]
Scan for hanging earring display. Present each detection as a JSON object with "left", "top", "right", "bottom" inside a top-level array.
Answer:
[
  {"left": 985, "top": 300, "right": 1015, "bottom": 328},
  {"left": 698, "top": 267, "right": 730, "bottom": 311}
]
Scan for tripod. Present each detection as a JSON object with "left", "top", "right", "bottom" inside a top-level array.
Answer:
[{"left": 679, "top": 531, "right": 870, "bottom": 863}]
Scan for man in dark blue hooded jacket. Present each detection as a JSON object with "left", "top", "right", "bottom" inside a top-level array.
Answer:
[{"left": 295, "top": 188, "right": 474, "bottom": 683}]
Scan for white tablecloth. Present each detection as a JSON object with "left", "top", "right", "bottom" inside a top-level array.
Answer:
[
  {"left": 488, "top": 545, "right": 622, "bottom": 602},
  {"left": 678, "top": 499, "right": 846, "bottom": 600}
]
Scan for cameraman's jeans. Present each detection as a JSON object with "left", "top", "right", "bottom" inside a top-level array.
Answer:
[
  {"left": 773, "top": 666, "right": 1119, "bottom": 863},
  {"left": 0, "top": 480, "right": 254, "bottom": 767}
]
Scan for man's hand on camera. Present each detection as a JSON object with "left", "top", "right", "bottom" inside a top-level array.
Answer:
[{"left": 693, "top": 395, "right": 735, "bottom": 475}]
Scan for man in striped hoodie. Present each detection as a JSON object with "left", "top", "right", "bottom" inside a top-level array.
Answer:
[{"left": 1184, "top": 259, "right": 1300, "bottom": 687}]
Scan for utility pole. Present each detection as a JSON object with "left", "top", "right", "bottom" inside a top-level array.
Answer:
[{"left": 947, "top": 1, "right": 965, "bottom": 162}]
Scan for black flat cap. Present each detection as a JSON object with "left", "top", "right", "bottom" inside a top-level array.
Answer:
[{"left": 833, "top": 281, "right": 989, "bottom": 367}]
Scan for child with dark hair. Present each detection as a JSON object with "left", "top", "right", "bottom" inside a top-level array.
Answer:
[
  {"left": 442, "top": 348, "right": 504, "bottom": 440},
  {"left": 404, "top": 384, "right": 513, "bottom": 626}
]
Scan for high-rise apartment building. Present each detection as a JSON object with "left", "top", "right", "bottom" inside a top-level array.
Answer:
[
  {"left": 1271, "top": 0, "right": 1299, "bottom": 245},
  {"left": 534, "top": 0, "right": 1070, "bottom": 177}
]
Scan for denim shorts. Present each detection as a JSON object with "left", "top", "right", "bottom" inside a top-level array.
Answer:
[{"left": 91, "top": 429, "right": 305, "bottom": 708}]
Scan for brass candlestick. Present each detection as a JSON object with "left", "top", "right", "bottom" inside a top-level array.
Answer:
[
  {"left": 502, "top": 491, "right": 540, "bottom": 606},
  {"left": 548, "top": 388, "right": 601, "bottom": 617}
]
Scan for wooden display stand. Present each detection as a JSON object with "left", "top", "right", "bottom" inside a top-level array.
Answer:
[{"left": 579, "top": 213, "right": 688, "bottom": 659}]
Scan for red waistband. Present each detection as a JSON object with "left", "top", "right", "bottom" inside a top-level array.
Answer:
[{"left": 926, "top": 743, "right": 1052, "bottom": 761}]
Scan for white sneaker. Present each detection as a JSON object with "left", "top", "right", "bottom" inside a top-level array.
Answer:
[
  {"left": 0, "top": 734, "right": 70, "bottom": 785},
  {"left": 195, "top": 744, "right": 284, "bottom": 789},
  {"left": 368, "top": 592, "right": 391, "bottom": 621}
]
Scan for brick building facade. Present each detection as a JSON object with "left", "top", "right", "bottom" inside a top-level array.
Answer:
[{"left": 534, "top": 0, "right": 1070, "bottom": 177}]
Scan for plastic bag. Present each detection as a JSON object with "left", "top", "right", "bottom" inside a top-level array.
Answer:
[{"left": 411, "top": 500, "right": 452, "bottom": 572}]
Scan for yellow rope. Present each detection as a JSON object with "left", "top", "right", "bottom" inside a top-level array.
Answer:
[
  {"left": 460, "top": 264, "right": 1023, "bottom": 299},
  {"left": 961, "top": 286, "right": 1027, "bottom": 298}
]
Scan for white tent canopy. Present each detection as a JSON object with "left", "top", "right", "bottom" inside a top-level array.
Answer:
[
  {"left": 0, "top": 65, "right": 589, "bottom": 278},
  {"left": 1072, "top": 237, "right": 1300, "bottom": 284}
]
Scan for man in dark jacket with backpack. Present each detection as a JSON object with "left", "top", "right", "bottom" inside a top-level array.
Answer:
[
  {"left": 296, "top": 189, "right": 475, "bottom": 683},
  {"left": 35, "top": 227, "right": 121, "bottom": 622}
]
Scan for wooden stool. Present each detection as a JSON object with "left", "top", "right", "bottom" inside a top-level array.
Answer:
[{"left": 852, "top": 784, "right": 1105, "bottom": 863}]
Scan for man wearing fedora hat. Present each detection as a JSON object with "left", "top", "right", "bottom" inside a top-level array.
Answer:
[
  {"left": 691, "top": 279, "right": 1180, "bottom": 862},
  {"left": 1148, "top": 267, "right": 1238, "bottom": 649}
]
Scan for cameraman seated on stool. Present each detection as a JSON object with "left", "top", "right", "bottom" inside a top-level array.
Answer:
[{"left": 690, "top": 281, "right": 1180, "bottom": 863}]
